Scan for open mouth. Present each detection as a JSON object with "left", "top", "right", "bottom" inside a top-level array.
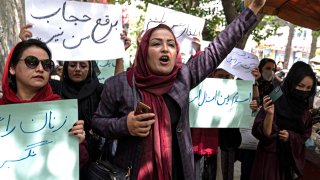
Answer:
[{"left": 160, "top": 56, "right": 169, "bottom": 63}]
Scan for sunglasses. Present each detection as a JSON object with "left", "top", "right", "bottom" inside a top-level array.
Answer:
[{"left": 19, "top": 56, "right": 54, "bottom": 72}]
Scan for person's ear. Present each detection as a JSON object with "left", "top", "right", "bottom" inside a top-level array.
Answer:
[{"left": 9, "top": 66, "right": 16, "bottom": 76}]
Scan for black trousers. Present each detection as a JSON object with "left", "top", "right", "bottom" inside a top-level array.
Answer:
[{"left": 194, "top": 154, "right": 217, "bottom": 180}]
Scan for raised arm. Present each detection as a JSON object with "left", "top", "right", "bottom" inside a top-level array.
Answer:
[{"left": 187, "top": 0, "right": 265, "bottom": 88}]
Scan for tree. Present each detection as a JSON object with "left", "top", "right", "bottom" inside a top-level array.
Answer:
[
  {"left": 309, "top": 31, "right": 320, "bottom": 60},
  {"left": 221, "top": 0, "right": 263, "bottom": 49},
  {"left": 283, "top": 23, "right": 295, "bottom": 69},
  {"left": 142, "top": 0, "right": 280, "bottom": 50},
  {"left": 0, "top": 0, "right": 25, "bottom": 80}
]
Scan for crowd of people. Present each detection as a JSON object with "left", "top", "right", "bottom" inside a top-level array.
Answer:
[{"left": 1, "top": 0, "right": 318, "bottom": 179}]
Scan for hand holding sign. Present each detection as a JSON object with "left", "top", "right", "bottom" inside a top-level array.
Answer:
[{"left": 218, "top": 48, "right": 259, "bottom": 81}]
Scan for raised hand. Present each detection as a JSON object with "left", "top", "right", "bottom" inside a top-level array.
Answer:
[
  {"left": 248, "top": 0, "right": 266, "bottom": 14},
  {"left": 251, "top": 67, "right": 261, "bottom": 80},
  {"left": 19, "top": 24, "right": 33, "bottom": 41},
  {"left": 263, "top": 95, "right": 274, "bottom": 115}
]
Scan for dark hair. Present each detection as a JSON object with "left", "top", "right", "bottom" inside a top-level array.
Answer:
[
  {"left": 9, "top": 39, "right": 52, "bottom": 67},
  {"left": 63, "top": 61, "right": 99, "bottom": 82},
  {"left": 258, "top": 58, "right": 276, "bottom": 73},
  {"left": 283, "top": 61, "right": 317, "bottom": 98},
  {"left": 9, "top": 39, "right": 52, "bottom": 91}
]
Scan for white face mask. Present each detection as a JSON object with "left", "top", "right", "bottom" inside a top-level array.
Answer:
[{"left": 262, "top": 70, "right": 274, "bottom": 81}]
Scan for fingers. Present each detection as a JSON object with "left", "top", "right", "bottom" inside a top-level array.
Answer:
[
  {"left": 263, "top": 96, "right": 274, "bottom": 114},
  {"left": 134, "top": 113, "right": 155, "bottom": 121},
  {"left": 250, "top": 100, "right": 257, "bottom": 106},
  {"left": 19, "top": 24, "right": 33, "bottom": 41},
  {"left": 127, "top": 111, "right": 156, "bottom": 137},
  {"left": 250, "top": 100, "right": 258, "bottom": 108},
  {"left": 278, "top": 130, "right": 289, "bottom": 141},
  {"left": 263, "top": 96, "right": 273, "bottom": 106},
  {"left": 250, "top": 100, "right": 258, "bottom": 111},
  {"left": 251, "top": 67, "right": 261, "bottom": 79},
  {"left": 69, "top": 120, "right": 85, "bottom": 143},
  {"left": 69, "top": 120, "right": 84, "bottom": 135}
]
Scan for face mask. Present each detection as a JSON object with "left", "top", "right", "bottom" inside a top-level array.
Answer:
[
  {"left": 292, "top": 89, "right": 311, "bottom": 101},
  {"left": 262, "top": 70, "right": 274, "bottom": 81}
]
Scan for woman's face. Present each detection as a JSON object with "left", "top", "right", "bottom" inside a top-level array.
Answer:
[
  {"left": 9, "top": 46, "right": 50, "bottom": 91},
  {"left": 296, "top": 76, "right": 313, "bottom": 91},
  {"left": 67, "top": 61, "right": 89, "bottom": 82},
  {"left": 211, "top": 69, "right": 233, "bottom": 79},
  {"left": 147, "top": 28, "right": 177, "bottom": 75},
  {"left": 262, "top": 62, "right": 276, "bottom": 72},
  {"left": 261, "top": 62, "right": 276, "bottom": 81}
]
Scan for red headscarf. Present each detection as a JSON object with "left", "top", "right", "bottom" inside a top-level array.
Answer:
[
  {"left": 126, "top": 24, "right": 182, "bottom": 179},
  {"left": 0, "top": 44, "right": 60, "bottom": 105}
]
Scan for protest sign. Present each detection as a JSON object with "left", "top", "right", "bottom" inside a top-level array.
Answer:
[
  {"left": 0, "top": 100, "right": 78, "bottom": 180},
  {"left": 25, "top": 0, "right": 124, "bottom": 60},
  {"left": 189, "top": 78, "right": 252, "bottom": 128},
  {"left": 218, "top": 48, "right": 259, "bottom": 81},
  {"left": 239, "top": 116, "right": 259, "bottom": 150},
  {"left": 144, "top": 4, "right": 205, "bottom": 63},
  {"left": 97, "top": 53, "right": 131, "bottom": 83}
]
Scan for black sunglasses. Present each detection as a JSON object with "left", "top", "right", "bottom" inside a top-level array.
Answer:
[{"left": 19, "top": 56, "right": 55, "bottom": 72}]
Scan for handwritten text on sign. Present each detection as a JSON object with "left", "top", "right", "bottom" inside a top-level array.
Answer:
[
  {"left": 0, "top": 100, "right": 79, "bottom": 180},
  {"left": 189, "top": 78, "right": 252, "bottom": 128},
  {"left": 218, "top": 48, "right": 259, "bottom": 81},
  {"left": 144, "top": 4, "right": 205, "bottom": 63},
  {"left": 25, "top": 0, "right": 124, "bottom": 60},
  {"left": 96, "top": 53, "right": 131, "bottom": 84}
]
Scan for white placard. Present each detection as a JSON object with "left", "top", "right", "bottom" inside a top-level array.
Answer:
[
  {"left": 189, "top": 78, "right": 252, "bottom": 128},
  {"left": 239, "top": 117, "right": 259, "bottom": 150},
  {"left": 25, "top": 0, "right": 125, "bottom": 61},
  {"left": 143, "top": 4, "right": 205, "bottom": 63},
  {"left": 218, "top": 48, "right": 259, "bottom": 81},
  {"left": 0, "top": 100, "right": 78, "bottom": 180}
]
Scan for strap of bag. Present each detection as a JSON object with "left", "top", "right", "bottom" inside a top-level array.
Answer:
[{"left": 99, "top": 72, "right": 141, "bottom": 179}]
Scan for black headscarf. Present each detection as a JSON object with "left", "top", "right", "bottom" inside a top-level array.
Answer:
[
  {"left": 275, "top": 61, "right": 316, "bottom": 134},
  {"left": 275, "top": 61, "right": 316, "bottom": 179},
  {"left": 61, "top": 61, "right": 103, "bottom": 132},
  {"left": 257, "top": 58, "right": 277, "bottom": 105}
]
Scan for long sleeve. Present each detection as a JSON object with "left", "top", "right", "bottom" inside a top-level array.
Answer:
[
  {"left": 91, "top": 73, "right": 133, "bottom": 139},
  {"left": 79, "top": 142, "right": 89, "bottom": 169},
  {"left": 288, "top": 112, "right": 312, "bottom": 174},
  {"left": 252, "top": 108, "right": 278, "bottom": 151},
  {"left": 187, "top": 8, "right": 257, "bottom": 89}
]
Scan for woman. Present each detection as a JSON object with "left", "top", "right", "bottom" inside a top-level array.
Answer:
[
  {"left": 0, "top": 39, "right": 89, "bottom": 170},
  {"left": 61, "top": 61, "right": 104, "bottom": 161},
  {"left": 250, "top": 61, "right": 316, "bottom": 180},
  {"left": 256, "top": 58, "right": 283, "bottom": 103},
  {"left": 19, "top": 24, "right": 128, "bottom": 163},
  {"left": 92, "top": 1, "right": 265, "bottom": 179}
]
